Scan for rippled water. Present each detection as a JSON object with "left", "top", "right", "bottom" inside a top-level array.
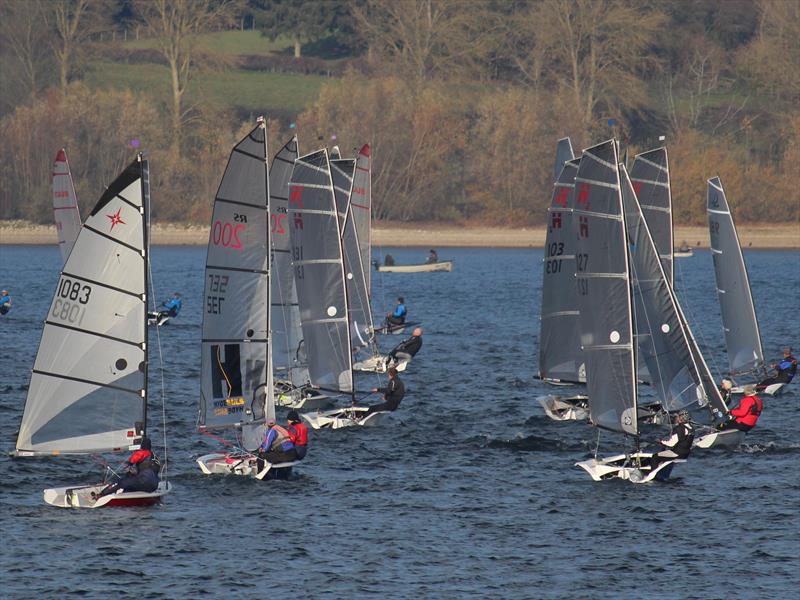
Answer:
[{"left": 1, "top": 244, "right": 798, "bottom": 599}]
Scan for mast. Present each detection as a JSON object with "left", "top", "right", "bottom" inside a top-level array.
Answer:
[
  {"left": 707, "top": 177, "right": 764, "bottom": 376},
  {"left": 141, "top": 153, "right": 150, "bottom": 436}
]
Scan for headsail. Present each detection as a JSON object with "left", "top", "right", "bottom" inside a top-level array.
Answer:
[
  {"left": 269, "top": 136, "right": 307, "bottom": 388},
  {"left": 554, "top": 137, "right": 575, "bottom": 183},
  {"left": 53, "top": 148, "right": 82, "bottom": 264},
  {"left": 573, "top": 140, "right": 637, "bottom": 436},
  {"left": 17, "top": 156, "right": 149, "bottom": 455},
  {"left": 707, "top": 177, "right": 764, "bottom": 375},
  {"left": 199, "top": 122, "right": 272, "bottom": 435},
  {"left": 538, "top": 156, "right": 584, "bottom": 383},
  {"left": 629, "top": 148, "right": 673, "bottom": 284},
  {"left": 351, "top": 144, "right": 372, "bottom": 296},
  {"left": 332, "top": 157, "right": 375, "bottom": 359},
  {"left": 289, "top": 149, "right": 353, "bottom": 395},
  {"left": 622, "top": 166, "right": 727, "bottom": 417}
]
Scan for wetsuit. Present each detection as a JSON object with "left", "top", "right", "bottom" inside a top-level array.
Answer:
[
  {"left": 387, "top": 303, "right": 407, "bottom": 326},
  {"left": 719, "top": 394, "right": 763, "bottom": 432},
  {"left": 288, "top": 422, "right": 309, "bottom": 460},
  {"left": 366, "top": 376, "right": 405, "bottom": 415},
  {"left": 97, "top": 448, "right": 160, "bottom": 497},
  {"left": 647, "top": 422, "right": 694, "bottom": 468},
  {"left": 259, "top": 424, "right": 297, "bottom": 463},
  {"left": 389, "top": 333, "right": 423, "bottom": 363},
  {"left": 759, "top": 354, "right": 797, "bottom": 387},
  {"left": 0, "top": 293, "right": 10, "bottom": 315}
]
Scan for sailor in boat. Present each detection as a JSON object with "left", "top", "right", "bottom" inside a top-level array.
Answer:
[
  {"left": 646, "top": 410, "right": 694, "bottom": 468},
  {"left": 150, "top": 292, "right": 182, "bottom": 322},
  {"left": 94, "top": 437, "right": 160, "bottom": 499},
  {"left": 360, "top": 367, "right": 405, "bottom": 419},
  {"left": 0, "top": 289, "right": 11, "bottom": 315},
  {"left": 758, "top": 347, "right": 797, "bottom": 390},
  {"left": 426, "top": 249, "right": 439, "bottom": 263},
  {"left": 717, "top": 384, "right": 763, "bottom": 432},
  {"left": 385, "top": 296, "right": 407, "bottom": 328},
  {"left": 719, "top": 378, "right": 734, "bottom": 404},
  {"left": 386, "top": 327, "right": 423, "bottom": 368},
  {"left": 287, "top": 410, "right": 309, "bottom": 460},
  {"left": 257, "top": 419, "right": 298, "bottom": 465}
]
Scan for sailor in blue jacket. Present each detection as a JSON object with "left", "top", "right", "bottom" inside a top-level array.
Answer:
[
  {"left": 386, "top": 297, "right": 407, "bottom": 326},
  {"left": 0, "top": 290, "right": 10, "bottom": 315},
  {"left": 759, "top": 347, "right": 797, "bottom": 388},
  {"left": 161, "top": 292, "right": 182, "bottom": 317}
]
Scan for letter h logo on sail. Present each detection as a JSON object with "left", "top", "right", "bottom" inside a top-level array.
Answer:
[
  {"left": 554, "top": 187, "right": 568, "bottom": 208},
  {"left": 550, "top": 212, "right": 562, "bottom": 232},
  {"left": 289, "top": 185, "right": 304, "bottom": 230},
  {"left": 576, "top": 183, "right": 590, "bottom": 209},
  {"left": 579, "top": 216, "right": 589, "bottom": 238}
]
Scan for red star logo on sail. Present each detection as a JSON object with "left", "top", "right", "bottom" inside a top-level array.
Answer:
[{"left": 107, "top": 208, "right": 125, "bottom": 230}]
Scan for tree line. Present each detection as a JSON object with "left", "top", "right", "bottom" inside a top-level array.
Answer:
[{"left": 0, "top": 0, "right": 797, "bottom": 224}]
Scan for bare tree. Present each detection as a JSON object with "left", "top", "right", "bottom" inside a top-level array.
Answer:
[
  {"left": 514, "top": 0, "right": 665, "bottom": 128},
  {"left": 51, "top": 0, "right": 110, "bottom": 91},
  {"left": 0, "top": 0, "right": 52, "bottom": 105},
  {"left": 135, "top": 0, "right": 238, "bottom": 157}
]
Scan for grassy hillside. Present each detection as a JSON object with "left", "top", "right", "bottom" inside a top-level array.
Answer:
[{"left": 123, "top": 30, "right": 294, "bottom": 57}]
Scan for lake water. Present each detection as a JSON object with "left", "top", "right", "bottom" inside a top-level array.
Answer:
[{"left": 1, "top": 244, "right": 798, "bottom": 599}]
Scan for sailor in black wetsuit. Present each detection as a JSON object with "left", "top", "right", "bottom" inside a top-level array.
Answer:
[
  {"left": 758, "top": 347, "right": 797, "bottom": 388},
  {"left": 649, "top": 410, "right": 694, "bottom": 467},
  {"left": 387, "top": 327, "right": 423, "bottom": 367},
  {"left": 364, "top": 367, "right": 405, "bottom": 415}
]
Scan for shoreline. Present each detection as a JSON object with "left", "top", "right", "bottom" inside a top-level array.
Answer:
[{"left": 1, "top": 220, "right": 798, "bottom": 249}]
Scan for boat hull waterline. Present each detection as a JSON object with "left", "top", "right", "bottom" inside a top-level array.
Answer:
[
  {"left": 575, "top": 453, "right": 684, "bottom": 483},
  {"left": 43, "top": 481, "right": 172, "bottom": 509},
  {"left": 301, "top": 407, "right": 391, "bottom": 429},
  {"left": 197, "top": 453, "right": 298, "bottom": 480}
]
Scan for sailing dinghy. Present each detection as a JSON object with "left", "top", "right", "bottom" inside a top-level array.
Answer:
[
  {"left": 537, "top": 143, "right": 590, "bottom": 420},
  {"left": 375, "top": 260, "right": 453, "bottom": 273},
  {"left": 53, "top": 148, "right": 82, "bottom": 264},
  {"left": 15, "top": 154, "right": 172, "bottom": 507},
  {"left": 707, "top": 177, "right": 783, "bottom": 396},
  {"left": 195, "top": 119, "right": 298, "bottom": 480},
  {"left": 288, "top": 149, "right": 392, "bottom": 429}
]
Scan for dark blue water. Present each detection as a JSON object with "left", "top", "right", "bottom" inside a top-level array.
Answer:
[{"left": 1, "top": 245, "right": 798, "bottom": 599}]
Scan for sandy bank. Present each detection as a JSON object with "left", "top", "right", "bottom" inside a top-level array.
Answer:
[{"left": 1, "top": 220, "right": 797, "bottom": 249}]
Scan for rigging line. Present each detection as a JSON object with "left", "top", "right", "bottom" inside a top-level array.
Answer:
[{"left": 147, "top": 229, "right": 169, "bottom": 482}]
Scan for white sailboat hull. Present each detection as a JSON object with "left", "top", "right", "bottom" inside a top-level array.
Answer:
[
  {"left": 575, "top": 452, "right": 684, "bottom": 483},
  {"left": 730, "top": 382, "right": 785, "bottom": 397},
  {"left": 693, "top": 428, "right": 746, "bottom": 449},
  {"left": 301, "top": 406, "right": 390, "bottom": 430},
  {"left": 353, "top": 355, "right": 408, "bottom": 373},
  {"left": 538, "top": 395, "right": 589, "bottom": 421},
  {"left": 377, "top": 261, "right": 453, "bottom": 273},
  {"left": 43, "top": 481, "right": 172, "bottom": 508},
  {"left": 197, "top": 452, "right": 298, "bottom": 480},
  {"left": 274, "top": 388, "right": 335, "bottom": 411}
]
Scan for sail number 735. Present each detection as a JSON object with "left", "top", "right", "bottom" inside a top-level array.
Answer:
[{"left": 206, "top": 274, "right": 229, "bottom": 314}]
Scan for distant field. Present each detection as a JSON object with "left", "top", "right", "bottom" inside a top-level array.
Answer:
[
  {"left": 123, "top": 30, "right": 295, "bottom": 57},
  {"left": 85, "top": 60, "right": 329, "bottom": 115}
]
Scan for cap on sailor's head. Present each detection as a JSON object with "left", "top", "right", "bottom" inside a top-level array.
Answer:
[
  {"left": 721, "top": 379, "right": 733, "bottom": 390},
  {"left": 287, "top": 410, "right": 301, "bottom": 423}
]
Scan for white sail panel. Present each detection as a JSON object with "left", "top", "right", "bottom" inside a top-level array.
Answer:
[
  {"left": 289, "top": 150, "right": 353, "bottom": 394},
  {"left": 200, "top": 123, "right": 271, "bottom": 430},
  {"left": 53, "top": 148, "right": 82, "bottom": 264},
  {"left": 707, "top": 177, "right": 764, "bottom": 375},
  {"left": 16, "top": 158, "right": 148, "bottom": 455},
  {"left": 630, "top": 148, "right": 673, "bottom": 284},
  {"left": 351, "top": 144, "right": 372, "bottom": 294},
  {"left": 538, "top": 157, "right": 583, "bottom": 383},
  {"left": 553, "top": 137, "right": 575, "bottom": 182},
  {"left": 573, "top": 140, "right": 637, "bottom": 436}
]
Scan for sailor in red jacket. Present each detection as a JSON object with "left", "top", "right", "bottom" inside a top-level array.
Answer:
[
  {"left": 287, "top": 410, "right": 309, "bottom": 460},
  {"left": 718, "top": 384, "right": 763, "bottom": 432},
  {"left": 95, "top": 436, "right": 160, "bottom": 498}
]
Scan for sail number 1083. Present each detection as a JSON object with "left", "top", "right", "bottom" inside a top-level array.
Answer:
[{"left": 51, "top": 277, "right": 92, "bottom": 325}]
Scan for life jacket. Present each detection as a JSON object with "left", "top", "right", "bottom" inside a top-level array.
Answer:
[
  {"left": 128, "top": 449, "right": 160, "bottom": 476},
  {"left": 268, "top": 424, "right": 293, "bottom": 451},
  {"left": 733, "top": 395, "right": 762, "bottom": 427},
  {"left": 288, "top": 422, "right": 309, "bottom": 447},
  {"left": 671, "top": 423, "right": 694, "bottom": 458},
  {"left": 777, "top": 356, "right": 797, "bottom": 382}
]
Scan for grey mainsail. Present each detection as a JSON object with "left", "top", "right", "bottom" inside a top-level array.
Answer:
[
  {"left": 269, "top": 136, "right": 307, "bottom": 388},
  {"left": 16, "top": 156, "right": 149, "bottom": 455},
  {"left": 331, "top": 155, "right": 351, "bottom": 231},
  {"left": 53, "top": 148, "right": 82, "bottom": 264},
  {"left": 573, "top": 140, "right": 637, "bottom": 435},
  {"left": 289, "top": 149, "right": 353, "bottom": 395},
  {"left": 629, "top": 148, "right": 673, "bottom": 284},
  {"left": 622, "top": 166, "right": 727, "bottom": 417},
  {"left": 199, "top": 122, "right": 272, "bottom": 437},
  {"left": 707, "top": 177, "right": 764, "bottom": 376},
  {"left": 553, "top": 137, "right": 575, "bottom": 182},
  {"left": 332, "top": 157, "right": 375, "bottom": 359},
  {"left": 351, "top": 144, "right": 372, "bottom": 296},
  {"left": 538, "top": 156, "right": 584, "bottom": 383}
]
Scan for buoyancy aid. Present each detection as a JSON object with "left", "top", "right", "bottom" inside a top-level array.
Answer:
[
  {"left": 777, "top": 356, "right": 797, "bottom": 382},
  {"left": 731, "top": 395, "right": 762, "bottom": 427},
  {"left": 268, "top": 424, "right": 293, "bottom": 451},
  {"left": 288, "top": 422, "right": 309, "bottom": 447}
]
